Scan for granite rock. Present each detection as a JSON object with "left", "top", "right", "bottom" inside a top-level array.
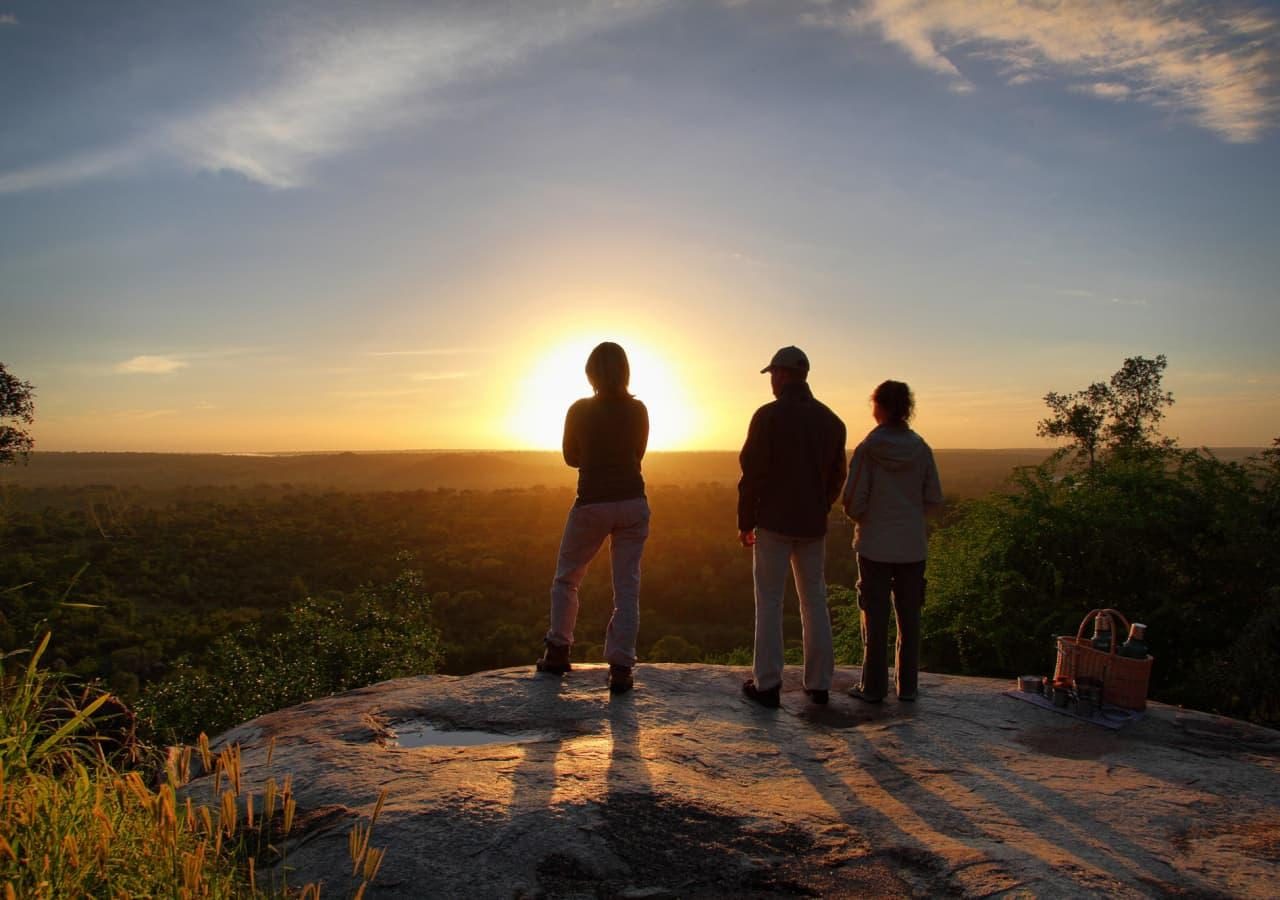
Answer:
[{"left": 188, "top": 665, "right": 1280, "bottom": 898}]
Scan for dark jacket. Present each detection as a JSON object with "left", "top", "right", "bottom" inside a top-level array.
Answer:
[
  {"left": 738, "top": 382, "right": 847, "bottom": 538},
  {"left": 563, "top": 393, "right": 648, "bottom": 505}
]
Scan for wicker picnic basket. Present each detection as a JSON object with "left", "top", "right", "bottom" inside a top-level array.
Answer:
[{"left": 1053, "top": 608, "right": 1154, "bottom": 711}]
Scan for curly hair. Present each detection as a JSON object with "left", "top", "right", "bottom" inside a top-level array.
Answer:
[{"left": 872, "top": 380, "right": 914, "bottom": 424}]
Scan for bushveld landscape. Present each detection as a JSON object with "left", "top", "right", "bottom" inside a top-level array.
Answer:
[
  {"left": 4, "top": 432, "right": 1279, "bottom": 896},
  {"left": 3, "top": 439, "right": 1276, "bottom": 741},
  {"left": 5, "top": 0, "right": 1280, "bottom": 893}
]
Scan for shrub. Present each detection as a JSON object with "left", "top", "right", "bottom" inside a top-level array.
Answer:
[
  {"left": 648, "top": 635, "right": 703, "bottom": 662},
  {"left": 142, "top": 564, "right": 442, "bottom": 743},
  {"left": 1, "top": 633, "right": 389, "bottom": 898},
  {"left": 924, "top": 448, "right": 1280, "bottom": 724},
  {"left": 829, "top": 584, "right": 866, "bottom": 666}
]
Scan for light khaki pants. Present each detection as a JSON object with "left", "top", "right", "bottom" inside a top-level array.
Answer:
[
  {"left": 752, "top": 528, "right": 834, "bottom": 692},
  {"left": 547, "top": 496, "right": 650, "bottom": 668}
]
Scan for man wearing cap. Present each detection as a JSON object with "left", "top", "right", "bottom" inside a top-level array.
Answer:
[{"left": 738, "top": 346, "right": 847, "bottom": 708}]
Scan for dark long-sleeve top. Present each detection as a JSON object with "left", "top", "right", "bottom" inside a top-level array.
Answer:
[
  {"left": 563, "top": 393, "right": 649, "bottom": 505},
  {"left": 737, "top": 382, "right": 847, "bottom": 538}
]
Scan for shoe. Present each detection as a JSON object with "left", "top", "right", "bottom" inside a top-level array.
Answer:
[
  {"left": 805, "top": 689, "right": 829, "bottom": 705},
  {"left": 846, "top": 686, "right": 884, "bottom": 704},
  {"left": 535, "top": 641, "right": 572, "bottom": 675},
  {"left": 742, "top": 679, "right": 781, "bottom": 709},
  {"left": 608, "top": 665, "right": 634, "bottom": 694},
  {"left": 897, "top": 692, "right": 918, "bottom": 702}
]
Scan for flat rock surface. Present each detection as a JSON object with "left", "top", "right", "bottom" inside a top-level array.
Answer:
[{"left": 191, "top": 665, "right": 1280, "bottom": 898}]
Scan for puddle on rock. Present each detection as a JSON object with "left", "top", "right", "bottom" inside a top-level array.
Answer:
[{"left": 389, "top": 722, "right": 554, "bottom": 749}]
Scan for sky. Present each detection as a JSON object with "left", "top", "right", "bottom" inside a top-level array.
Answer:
[{"left": 2, "top": 0, "right": 1278, "bottom": 452}]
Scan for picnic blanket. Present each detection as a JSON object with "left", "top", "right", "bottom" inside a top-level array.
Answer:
[{"left": 1003, "top": 688, "right": 1145, "bottom": 730}]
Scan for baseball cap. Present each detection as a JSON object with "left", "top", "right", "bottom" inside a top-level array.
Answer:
[{"left": 761, "top": 346, "right": 810, "bottom": 374}]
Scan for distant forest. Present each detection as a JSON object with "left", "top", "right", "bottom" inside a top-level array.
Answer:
[
  {"left": 6, "top": 448, "right": 1068, "bottom": 496},
  {"left": 2, "top": 445, "right": 1276, "bottom": 739}
]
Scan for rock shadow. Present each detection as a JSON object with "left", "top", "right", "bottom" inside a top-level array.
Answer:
[{"left": 813, "top": 715, "right": 1230, "bottom": 896}]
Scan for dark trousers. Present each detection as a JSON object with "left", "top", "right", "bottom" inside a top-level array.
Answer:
[{"left": 857, "top": 556, "right": 926, "bottom": 699}]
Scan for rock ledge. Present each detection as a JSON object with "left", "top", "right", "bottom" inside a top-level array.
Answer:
[{"left": 193, "top": 665, "right": 1280, "bottom": 898}]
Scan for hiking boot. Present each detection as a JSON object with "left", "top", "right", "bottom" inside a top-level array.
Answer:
[
  {"left": 608, "top": 665, "right": 634, "bottom": 694},
  {"left": 805, "top": 689, "right": 830, "bottom": 705},
  {"left": 847, "top": 685, "right": 884, "bottom": 704},
  {"left": 742, "top": 679, "right": 781, "bottom": 709},
  {"left": 535, "top": 641, "right": 572, "bottom": 675}
]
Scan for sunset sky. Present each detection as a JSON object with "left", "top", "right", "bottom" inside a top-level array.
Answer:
[{"left": 2, "top": 0, "right": 1278, "bottom": 452}]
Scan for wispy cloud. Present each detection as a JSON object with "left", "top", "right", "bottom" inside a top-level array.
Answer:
[
  {"left": 1077, "top": 82, "right": 1132, "bottom": 101},
  {"left": 410, "top": 371, "right": 474, "bottom": 381},
  {"left": 111, "top": 346, "right": 264, "bottom": 375},
  {"left": 1052, "top": 287, "right": 1148, "bottom": 307},
  {"left": 115, "top": 355, "right": 189, "bottom": 375},
  {"left": 812, "top": 0, "right": 1278, "bottom": 142},
  {"left": 330, "top": 387, "right": 434, "bottom": 399},
  {"left": 0, "top": 145, "right": 150, "bottom": 194},
  {"left": 0, "top": 14, "right": 17, "bottom": 26},
  {"left": 367, "top": 347, "right": 486, "bottom": 357},
  {"left": 0, "top": 2, "right": 665, "bottom": 194},
  {"left": 114, "top": 408, "right": 179, "bottom": 420}
]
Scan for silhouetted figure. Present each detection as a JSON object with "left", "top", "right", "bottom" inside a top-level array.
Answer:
[
  {"left": 738, "top": 346, "right": 847, "bottom": 708},
  {"left": 842, "top": 380, "right": 943, "bottom": 704},
  {"left": 537, "top": 342, "right": 650, "bottom": 694}
]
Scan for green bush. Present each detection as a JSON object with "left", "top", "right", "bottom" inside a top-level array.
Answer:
[
  {"left": 142, "top": 564, "right": 441, "bottom": 742},
  {"left": 648, "top": 635, "right": 703, "bottom": 662},
  {"left": 2, "top": 633, "right": 388, "bottom": 899},
  {"left": 924, "top": 448, "right": 1280, "bottom": 723},
  {"left": 1, "top": 635, "right": 244, "bottom": 898},
  {"left": 829, "top": 584, "right": 865, "bottom": 666}
]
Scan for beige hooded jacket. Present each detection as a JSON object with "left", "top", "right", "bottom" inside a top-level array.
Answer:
[{"left": 842, "top": 423, "right": 944, "bottom": 563}]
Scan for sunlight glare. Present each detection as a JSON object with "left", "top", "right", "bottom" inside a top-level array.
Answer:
[{"left": 509, "top": 338, "right": 695, "bottom": 451}]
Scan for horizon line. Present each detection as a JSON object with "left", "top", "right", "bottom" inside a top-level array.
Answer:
[{"left": 14, "top": 445, "right": 1270, "bottom": 457}]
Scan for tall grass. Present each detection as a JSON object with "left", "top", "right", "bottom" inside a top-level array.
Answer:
[{"left": 1, "top": 633, "right": 388, "bottom": 898}]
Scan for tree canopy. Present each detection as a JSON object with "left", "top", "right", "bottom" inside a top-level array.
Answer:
[
  {"left": 1037, "top": 354, "right": 1174, "bottom": 466},
  {"left": 0, "top": 362, "right": 35, "bottom": 465}
]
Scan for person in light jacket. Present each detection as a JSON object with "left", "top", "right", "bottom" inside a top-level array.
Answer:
[{"left": 842, "top": 380, "right": 943, "bottom": 703}]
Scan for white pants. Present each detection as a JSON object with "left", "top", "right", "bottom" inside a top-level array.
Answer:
[
  {"left": 752, "top": 528, "right": 834, "bottom": 692},
  {"left": 546, "top": 496, "right": 650, "bottom": 668}
]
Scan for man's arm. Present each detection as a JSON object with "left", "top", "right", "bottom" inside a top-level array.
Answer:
[
  {"left": 737, "top": 406, "right": 770, "bottom": 535},
  {"left": 842, "top": 443, "right": 870, "bottom": 521},
  {"left": 826, "top": 418, "right": 848, "bottom": 508}
]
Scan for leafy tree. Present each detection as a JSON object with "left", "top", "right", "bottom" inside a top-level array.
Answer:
[
  {"left": 1037, "top": 382, "right": 1109, "bottom": 467},
  {"left": 924, "top": 446, "right": 1280, "bottom": 723},
  {"left": 0, "top": 362, "right": 35, "bottom": 465},
  {"left": 1037, "top": 354, "right": 1174, "bottom": 466}
]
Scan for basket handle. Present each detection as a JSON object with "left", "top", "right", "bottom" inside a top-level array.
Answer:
[{"left": 1075, "top": 608, "right": 1132, "bottom": 655}]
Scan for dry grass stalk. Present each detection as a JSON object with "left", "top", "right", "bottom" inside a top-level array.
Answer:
[{"left": 3, "top": 635, "right": 391, "bottom": 897}]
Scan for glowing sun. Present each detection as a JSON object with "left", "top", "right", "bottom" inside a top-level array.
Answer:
[{"left": 509, "top": 338, "right": 696, "bottom": 451}]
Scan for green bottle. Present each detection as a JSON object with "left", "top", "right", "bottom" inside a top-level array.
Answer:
[
  {"left": 1091, "top": 614, "right": 1115, "bottom": 652},
  {"left": 1119, "top": 623, "right": 1148, "bottom": 659}
]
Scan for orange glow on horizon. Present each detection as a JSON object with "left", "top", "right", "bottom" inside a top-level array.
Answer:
[{"left": 507, "top": 337, "right": 698, "bottom": 451}]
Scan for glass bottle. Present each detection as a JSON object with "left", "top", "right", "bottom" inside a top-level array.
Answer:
[
  {"left": 1091, "top": 614, "right": 1114, "bottom": 651},
  {"left": 1119, "top": 623, "right": 1148, "bottom": 659}
]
